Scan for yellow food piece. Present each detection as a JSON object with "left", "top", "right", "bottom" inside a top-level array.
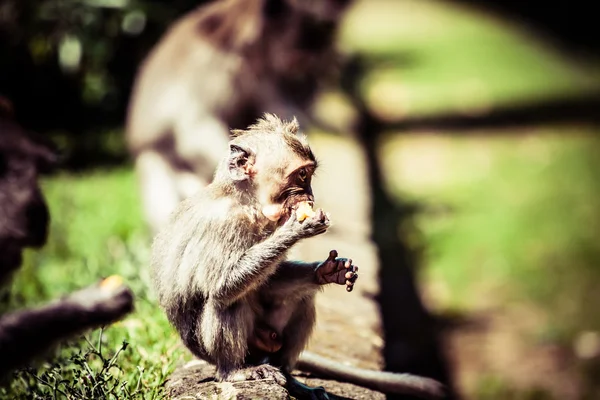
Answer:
[
  {"left": 100, "top": 275, "right": 124, "bottom": 290},
  {"left": 296, "top": 202, "right": 316, "bottom": 222}
]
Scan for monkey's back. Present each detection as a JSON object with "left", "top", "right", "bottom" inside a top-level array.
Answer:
[
  {"left": 125, "top": 8, "right": 249, "bottom": 154},
  {"left": 149, "top": 187, "right": 275, "bottom": 361}
]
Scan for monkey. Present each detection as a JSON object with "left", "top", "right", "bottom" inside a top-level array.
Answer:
[
  {"left": 126, "top": 0, "right": 352, "bottom": 234},
  {"left": 151, "top": 114, "right": 445, "bottom": 399},
  {"left": 0, "top": 102, "right": 134, "bottom": 381}
]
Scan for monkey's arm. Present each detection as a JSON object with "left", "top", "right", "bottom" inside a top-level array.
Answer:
[
  {"left": 268, "top": 249, "right": 359, "bottom": 297},
  {"left": 209, "top": 207, "right": 331, "bottom": 304},
  {"left": 0, "top": 280, "right": 133, "bottom": 379},
  {"left": 210, "top": 227, "right": 304, "bottom": 304},
  {"left": 267, "top": 260, "right": 321, "bottom": 297}
]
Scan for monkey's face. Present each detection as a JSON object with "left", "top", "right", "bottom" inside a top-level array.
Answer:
[
  {"left": 272, "top": 164, "right": 316, "bottom": 226},
  {"left": 225, "top": 115, "right": 318, "bottom": 224},
  {"left": 253, "top": 151, "right": 316, "bottom": 224},
  {"left": 254, "top": 132, "right": 317, "bottom": 223},
  {"left": 227, "top": 132, "right": 316, "bottom": 224}
]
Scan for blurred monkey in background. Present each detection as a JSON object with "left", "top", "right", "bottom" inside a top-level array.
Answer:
[
  {"left": 126, "top": 0, "right": 352, "bottom": 233},
  {"left": 0, "top": 97, "right": 134, "bottom": 380}
]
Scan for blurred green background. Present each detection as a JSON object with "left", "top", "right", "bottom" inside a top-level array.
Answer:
[{"left": 1, "top": 0, "right": 599, "bottom": 399}]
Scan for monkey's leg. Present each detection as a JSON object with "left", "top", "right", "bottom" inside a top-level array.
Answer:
[
  {"left": 197, "top": 300, "right": 287, "bottom": 387},
  {"left": 277, "top": 297, "right": 330, "bottom": 400},
  {"left": 254, "top": 281, "right": 328, "bottom": 400},
  {"left": 225, "top": 364, "right": 287, "bottom": 387},
  {"left": 0, "top": 277, "right": 133, "bottom": 379},
  {"left": 135, "top": 150, "right": 182, "bottom": 234},
  {"left": 268, "top": 253, "right": 359, "bottom": 298}
]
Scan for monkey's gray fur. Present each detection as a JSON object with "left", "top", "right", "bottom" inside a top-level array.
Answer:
[{"left": 151, "top": 115, "right": 445, "bottom": 399}]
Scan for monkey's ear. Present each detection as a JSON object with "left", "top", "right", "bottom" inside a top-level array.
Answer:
[{"left": 228, "top": 145, "right": 253, "bottom": 181}]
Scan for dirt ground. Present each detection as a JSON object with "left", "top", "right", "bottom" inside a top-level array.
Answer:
[{"left": 167, "top": 134, "right": 579, "bottom": 399}]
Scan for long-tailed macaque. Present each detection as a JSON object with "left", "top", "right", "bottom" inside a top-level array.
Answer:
[
  {"left": 151, "top": 115, "right": 445, "bottom": 399},
  {"left": 0, "top": 100, "right": 134, "bottom": 380},
  {"left": 126, "top": 0, "right": 351, "bottom": 234}
]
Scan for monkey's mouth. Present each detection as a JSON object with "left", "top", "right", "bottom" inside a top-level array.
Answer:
[{"left": 278, "top": 200, "right": 314, "bottom": 226}]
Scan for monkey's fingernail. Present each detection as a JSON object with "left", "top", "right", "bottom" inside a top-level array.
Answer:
[
  {"left": 346, "top": 285, "right": 353, "bottom": 292},
  {"left": 354, "top": 266, "right": 359, "bottom": 272},
  {"left": 345, "top": 271, "right": 353, "bottom": 279}
]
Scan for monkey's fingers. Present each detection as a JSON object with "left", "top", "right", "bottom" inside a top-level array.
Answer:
[
  {"left": 247, "top": 365, "right": 287, "bottom": 386},
  {"left": 315, "top": 208, "right": 328, "bottom": 223},
  {"left": 345, "top": 271, "right": 358, "bottom": 292},
  {"left": 327, "top": 249, "right": 338, "bottom": 262},
  {"left": 344, "top": 262, "right": 358, "bottom": 278}
]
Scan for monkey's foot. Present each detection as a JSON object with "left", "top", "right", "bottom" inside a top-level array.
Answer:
[
  {"left": 286, "top": 375, "right": 330, "bottom": 400},
  {"left": 315, "top": 250, "right": 359, "bottom": 292},
  {"left": 226, "top": 364, "right": 287, "bottom": 386}
]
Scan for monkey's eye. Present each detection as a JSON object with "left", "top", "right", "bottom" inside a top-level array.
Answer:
[
  {"left": 237, "top": 158, "right": 247, "bottom": 167},
  {"left": 297, "top": 168, "right": 307, "bottom": 182}
]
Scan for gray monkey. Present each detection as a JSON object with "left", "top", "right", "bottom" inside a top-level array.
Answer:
[{"left": 151, "top": 114, "right": 445, "bottom": 399}]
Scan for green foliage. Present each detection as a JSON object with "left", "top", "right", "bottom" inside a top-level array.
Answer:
[
  {"left": 8, "top": 335, "right": 136, "bottom": 399},
  {"left": 475, "top": 374, "right": 553, "bottom": 400},
  {"left": 383, "top": 131, "right": 600, "bottom": 340},
  {"left": 340, "top": 0, "right": 600, "bottom": 118}
]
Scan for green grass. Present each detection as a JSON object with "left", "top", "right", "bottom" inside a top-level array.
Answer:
[
  {"left": 380, "top": 128, "right": 600, "bottom": 338},
  {"left": 340, "top": 0, "right": 600, "bottom": 118}
]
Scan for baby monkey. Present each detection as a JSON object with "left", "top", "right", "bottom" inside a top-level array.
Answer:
[{"left": 151, "top": 114, "right": 444, "bottom": 399}]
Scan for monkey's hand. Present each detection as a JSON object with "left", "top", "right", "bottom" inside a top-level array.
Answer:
[
  {"left": 283, "top": 207, "right": 330, "bottom": 239},
  {"left": 315, "top": 250, "right": 358, "bottom": 292}
]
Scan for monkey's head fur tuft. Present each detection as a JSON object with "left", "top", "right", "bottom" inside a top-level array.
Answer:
[
  {"left": 230, "top": 113, "right": 316, "bottom": 165},
  {"left": 231, "top": 113, "right": 299, "bottom": 136}
]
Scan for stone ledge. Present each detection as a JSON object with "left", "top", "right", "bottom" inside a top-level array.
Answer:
[{"left": 166, "top": 360, "right": 385, "bottom": 400}]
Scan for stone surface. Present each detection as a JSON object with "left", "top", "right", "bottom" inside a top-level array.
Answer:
[
  {"left": 167, "top": 360, "right": 291, "bottom": 400},
  {"left": 166, "top": 360, "right": 387, "bottom": 400}
]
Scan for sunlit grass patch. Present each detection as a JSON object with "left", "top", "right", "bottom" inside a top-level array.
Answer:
[
  {"left": 380, "top": 127, "right": 600, "bottom": 340},
  {"left": 339, "top": 0, "right": 600, "bottom": 119}
]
